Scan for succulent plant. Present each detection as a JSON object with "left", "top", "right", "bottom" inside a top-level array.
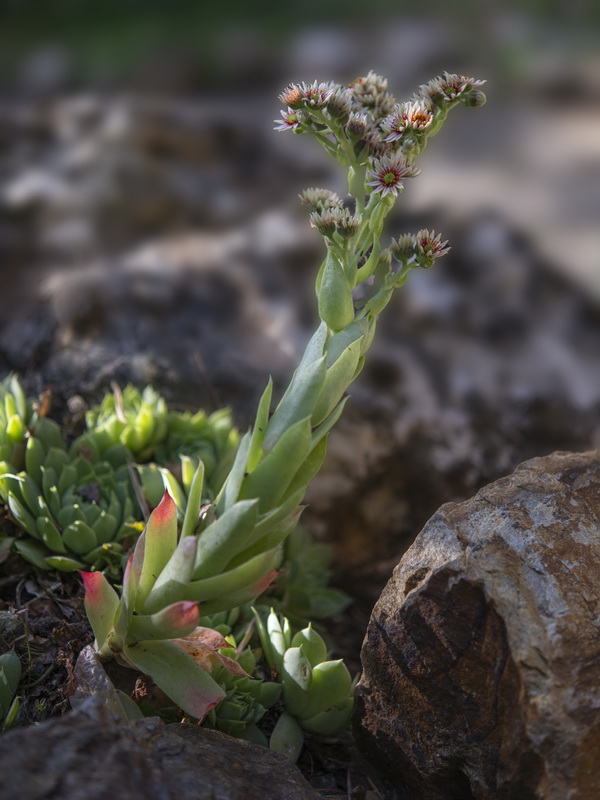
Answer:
[
  {"left": 0, "top": 650, "right": 21, "bottom": 732},
  {"left": 0, "top": 379, "right": 241, "bottom": 574},
  {"left": 0, "top": 374, "right": 33, "bottom": 471},
  {"left": 255, "top": 610, "right": 354, "bottom": 761},
  {"left": 82, "top": 488, "right": 284, "bottom": 720},
  {"left": 76, "top": 69, "right": 485, "bottom": 753},
  {"left": 0, "top": 428, "right": 140, "bottom": 574},
  {"left": 155, "top": 407, "right": 240, "bottom": 496},
  {"left": 203, "top": 636, "right": 282, "bottom": 743},
  {"left": 78, "top": 384, "right": 169, "bottom": 462}
]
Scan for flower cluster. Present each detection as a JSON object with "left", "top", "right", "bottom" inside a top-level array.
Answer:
[
  {"left": 390, "top": 229, "right": 451, "bottom": 269},
  {"left": 418, "top": 72, "right": 487, "bottom": 105}
]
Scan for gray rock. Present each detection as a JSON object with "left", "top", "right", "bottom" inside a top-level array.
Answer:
[
  {"left": 354, "top": 449, "right": 600, "bottom": 800},
  {"left": 0, "top": 698, "right": 322, "bottom": 800}
]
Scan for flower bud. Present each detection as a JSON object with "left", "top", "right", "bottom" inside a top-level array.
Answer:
[
  {"left": 326, "top": 88, "right": 352, "bottom": 122},
  {"left": 299, "top": 187, "right": 341, "bottom": 213},
  {"left": 345, "top": 112, "right": 368, "bottom": 140},
  {"left": 463, "top": 89, "right": 487, "bottom": 107},
  {"left": 390, "top": 233, "right": 417, "bottom": 263},
  {"left": 310, "top": 209, "right": 337, "bottom": 238}
]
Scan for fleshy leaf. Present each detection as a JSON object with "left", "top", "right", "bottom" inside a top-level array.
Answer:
[
  {"left": 269, "top": 711, "right": 304, "bottom": 762},
  {"left": 81, "top": 571, "right": 119, "bottom": 650},
  {"left": 129, "top": 601, "right": 200, "bottom": 641},
  {"left": 137, "top": 490, "right": 178, "bottom": 607},
  {"left": 123, "top": 639, "right": 225, "bottom": 720}
]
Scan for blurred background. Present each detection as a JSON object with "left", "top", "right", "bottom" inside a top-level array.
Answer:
[{"left": 0, "top": 0, "right": 599, "bottom": 613}]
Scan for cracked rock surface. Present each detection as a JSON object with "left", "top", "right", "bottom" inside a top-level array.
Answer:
[{"left": 355, "top": 449, "right": 600, "bottom": 800}]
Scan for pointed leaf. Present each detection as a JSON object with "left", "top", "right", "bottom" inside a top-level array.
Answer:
[
  {"left": 192, "top": 499, "right": 258, "bottom": 580},
  {"left": 311, "top": 340, "right": 361, "bottom": 424},
  {"left": 123, "top": 639, "right": 225, "bottom": 721},
  {"left": 291, "top": 625, "right": 328, "bottom": 667},
  {"left": 325, "top": 318, "right": 369, "bottom": 366},
  {"left": 81, "top": 571, "right": 119, "bottom": 650},
  {"left": 246, "top": 378, "right": 273, "bottom": 473},
  {"left": 137, "top": 490, "right": 178, "bottom": 608},
  {"left": 262, "top": 356, "right": 326, "bottom": 452},
  {"left": 183, "top": 546, "right": 282, "bottom": 605},
  {"left": 295, "top": 320, "right": 328, "bottom": 377},
  {"left": 191, "top": 568, "right": 279, "bottom": 617},
  {"left": 45, "top": 555, "right": 85, "bottom": 571},
  {"left": 239, "top": 417, "right": 312, "bottom": 512},
  {"left": 142, "top": 535, "right": 197, "bottom": 614},
  {"left": 181, "top": 461, "right": 205, "bottom": 539},
  {"left": 217, "top": 430, "right": 251, "bottom": 513},
  {"left": 129, "top": 601, "right": 199, "bottom": 641}
]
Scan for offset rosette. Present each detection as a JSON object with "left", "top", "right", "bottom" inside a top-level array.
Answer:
[
  {"left": 203, "top": 636, "right": 282, "bottom": 744},
  {"left": 0, "top": 373, "right": 50, "bottom": 472},
  {"left": 77, "top": 384, "right": 169, "bottom": 462},
  {"left": 255, "top": 610, "right": 355, "bottom": 762},
  {"left": 0, "top": 430, "right": 139, "bottom": 574},
  {"left": 151, "top": 406, "right": 240, "bottom": 500}
]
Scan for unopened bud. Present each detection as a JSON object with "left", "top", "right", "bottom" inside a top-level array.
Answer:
[
  {"left": 299, "top": 188, "right": 342, "bottom": 213},
  {"left": 463, "top": 89, "right": 487, "bottom": 107},
  {"left": 346, "top": 112, "right": 368, "bottom": 140},
  {"left": 326, "top": 89, "right": 352, "bottom": 122},
  {"left": 401, "top": 133, "right": 421, "bottom": 156},
  {"left": 310, "top": 209, "right": 337, "bottom": 238},
  {"left": 390, "top": 234, "right": 416, "bottom": 263},
  {"left": 279, "top": 84, "right": 304, "bottom": 109}
]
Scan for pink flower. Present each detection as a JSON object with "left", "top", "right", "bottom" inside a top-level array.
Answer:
[
  {"left": 366, "top": 155, "right": 421, "bottom": 197},
  {"left": 381, "top": 101, "right": 434, "bottom": 141},
  {"left": 274, "top": 108, "right": 304, "bottom": 132}
]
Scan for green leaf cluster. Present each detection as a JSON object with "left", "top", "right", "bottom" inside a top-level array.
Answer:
[{"left": 255, "top": 610, "right": 354, "bottom": 762}]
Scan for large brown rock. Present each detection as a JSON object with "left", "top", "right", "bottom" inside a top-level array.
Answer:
[
  {"left": 0, "top": 698, "right": 323, "bottom": 800},
  {"left": 354, "top": 450, "right": 600, "bottom": 800}
]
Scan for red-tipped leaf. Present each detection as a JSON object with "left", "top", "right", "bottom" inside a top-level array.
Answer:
[
  {"left": 129, "top": 601, "right": 200, "bottom": 641},
  {"left": 136, "top": 490, "right": 178, "bottom": 609},
  {"left": 81, "top": 571, "right": 119, "bottom": 651}
]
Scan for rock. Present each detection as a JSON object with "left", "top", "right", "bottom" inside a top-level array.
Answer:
[
  {"left": 0, "top": 697, "right": 323, "bottom": 800},
  {"left": 354, "top": 449, "right": 600, "bottom": 800}
]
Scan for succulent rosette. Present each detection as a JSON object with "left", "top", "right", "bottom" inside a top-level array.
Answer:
[
  {"left": 203, "top": 637, "right": 282, "bottom": 743},
  {"left": 82, "top": 490, "right": 285, "bottom": 721},
  {"left": 78, "top": 384, "right": 169, "bottom": 462},
  {"left": 0, "top": 373, "right": 39, "bottom": 471},
  {"left": 0, "top": 430, "right": 140, "bottom": 574},
  {"left": 151, "top": 406, "right": 240, "bottom": 500},
  {"left": 255, "top": 611, "right": 355, "bottom": 761}
]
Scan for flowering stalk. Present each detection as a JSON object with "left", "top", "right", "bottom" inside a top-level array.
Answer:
[{"left": 81, "top": 70, "right": 485, "bottom": 729}]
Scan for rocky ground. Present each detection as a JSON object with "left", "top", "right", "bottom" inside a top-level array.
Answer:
[{"left": 0, "top": 16, "right": 598, "bottom": 797}]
